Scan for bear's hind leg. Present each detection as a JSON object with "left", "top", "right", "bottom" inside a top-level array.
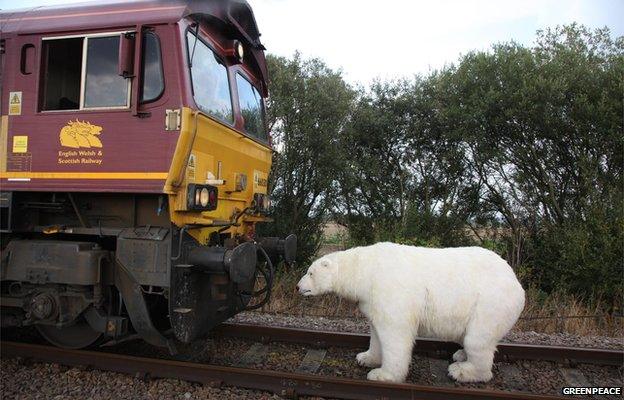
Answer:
[
  {"left": 357, "top": 324, "right": 382, "bottom": 367},
  {"left": 366, "top": 322, "right": 415, "bottom": 383},
  {"left": 448, "top": 347, "right": 494, "bottom": 383},
  {"left": 449, "top": 304, "right": 506, "bottom": 383},
  {"left": 448, "top": 330, "right": 495, "bottom": 383},
  {"left": 452, "top": 349, "right": 466, "bottom": 362}
]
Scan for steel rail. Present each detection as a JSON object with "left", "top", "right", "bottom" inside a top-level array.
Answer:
[
  {"left": 1, "top": 341, "right": 567, "bottom": 400},
  {"left": 214, "top": 323, "right": 624, "bottom": 366}
]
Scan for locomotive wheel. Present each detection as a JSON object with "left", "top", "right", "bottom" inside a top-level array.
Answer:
[{"left": 36, "top": 320, "right": 102, "bottom": 349}]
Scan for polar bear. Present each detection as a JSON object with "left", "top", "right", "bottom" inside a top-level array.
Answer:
[{"left": 296, "top": 242, "right": 525, "bottom": 383}]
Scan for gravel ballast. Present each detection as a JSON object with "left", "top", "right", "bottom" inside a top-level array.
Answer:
[
  {"left": 1, "top": 311, "right": 621, "bottom": 399},
  {"left": 2, "top": 336, "right": 621, "bottom": 400},
  {"left": 0, "top": 357, "right": 283, "bottom": 400}
]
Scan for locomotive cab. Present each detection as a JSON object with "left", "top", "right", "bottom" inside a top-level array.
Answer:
[{"left": 0, "top": 0, "right": 295, "bottom": 350}]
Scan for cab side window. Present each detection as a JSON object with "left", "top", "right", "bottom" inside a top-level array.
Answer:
[
  {"left": 41, "top": 34, "right": 130, "bottom": 111},
  {"left": 141, "top": 32, "right": 164, "bottom": 103},
  {"left": 42, "top": 38, "right": 82, "bottom": 110},
  {"left": 84, "top": 36, "right": 129, "bottom": 108}
]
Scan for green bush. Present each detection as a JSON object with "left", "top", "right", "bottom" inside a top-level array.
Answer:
[{"left": 528, "top": 205, "right": 623, "bottom": 305}]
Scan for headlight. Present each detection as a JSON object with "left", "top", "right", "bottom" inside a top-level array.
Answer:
[
  {"left": 235, "top": 40, "right": 244, "bottom": 61},
  {"left": 199, "top": 188, "right": 209, "bottom": 207},
  {"left": 187, "top": 184, "right": 218, "bottom": 211}
]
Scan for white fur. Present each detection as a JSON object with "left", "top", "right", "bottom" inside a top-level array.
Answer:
[{"left": 297, "top": 242, "right": 525, "bottom": 383}]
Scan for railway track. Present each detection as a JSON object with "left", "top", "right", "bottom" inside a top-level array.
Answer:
[
  {"left": 214, "top": 323, "right": 624, "bottom": 366},
  {"left": 2, "top": 323, "right": 622, "bottom": 399},
  {"left": 1, "top": 340, "right": 570, "bottom": 400}
]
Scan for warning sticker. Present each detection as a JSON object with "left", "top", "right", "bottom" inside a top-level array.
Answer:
[
  {"left": 12, "top": 136, "right": 28, "bottom": 153},
  {"left": 187, "top": 153, "right": 196, "bottom": 182},
  {"left": 253, "top": 170, "right": 268, "bottom": 194},
  {"left": 7, "top": 153, "right": 32, "bottom": 172},
  {"left": 9, "top": 92, "right": 22, "bottom": 116}
]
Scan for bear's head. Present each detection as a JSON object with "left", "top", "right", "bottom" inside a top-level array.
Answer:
[{"left": 296, "top": 256, "right": 337, "bottom": 296}]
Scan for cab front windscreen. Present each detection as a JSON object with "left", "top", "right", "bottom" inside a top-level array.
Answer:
[{"left": 186, "top": 29, "right": 267, "bottom": 142}]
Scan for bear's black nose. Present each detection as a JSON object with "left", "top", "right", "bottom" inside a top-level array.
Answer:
[{"left": 295, "top": 285, "right": 300, "bottom": 291}]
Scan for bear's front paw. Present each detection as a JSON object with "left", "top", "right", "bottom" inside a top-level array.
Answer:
[
  {"left": 356, "top": 351, "right": 381, "bottom": 367},
  {"left": 448, "top": 361, "right": 493, "bottom": 383},
  {"left": 367, "top": 368, "right": 399, "bottom": 382}
]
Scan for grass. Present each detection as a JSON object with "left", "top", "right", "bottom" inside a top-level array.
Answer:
[
  {"left": 515, "top": 288, "right": 622, "bottom": 337},
  {"left": 256, "top": 270, "right": 622, "bottom": 338}
]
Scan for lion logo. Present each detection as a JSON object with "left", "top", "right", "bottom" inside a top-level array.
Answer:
[{"left": 59, "top": 120, "right": 103, "bottom": 148}]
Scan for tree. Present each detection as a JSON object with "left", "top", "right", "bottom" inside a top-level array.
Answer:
[
  {"left": 260, "top": 53, "right": 354, "bottom": 265},
  {"left": 335, "top": 81, "right": 413, "bottom": 243},
  {"left": 336, "top": 77, "right": 478, "bottom": 246},
  {"left": 448, "top": 24, "right": 623, "bottom": 300}
]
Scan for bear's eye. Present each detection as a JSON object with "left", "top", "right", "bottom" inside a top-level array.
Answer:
[{"left": 309, "top": 272, "right": 313, "bottom": 276}]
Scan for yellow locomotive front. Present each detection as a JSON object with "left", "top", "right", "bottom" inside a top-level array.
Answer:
[
  {"left": 0, "top": 0, "right": 295, "bottom": 351},
  {"left": 163, "top": 21, "right": 296, "bottom": 344}
]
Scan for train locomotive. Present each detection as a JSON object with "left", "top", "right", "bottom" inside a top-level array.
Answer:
[{"left": 0, "top": 0, "right": 295, "bottom": 351}]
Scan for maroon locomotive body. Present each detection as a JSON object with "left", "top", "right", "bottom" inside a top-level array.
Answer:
[{"left": 0, "top": 0, "right": 295, "bottom": 350}]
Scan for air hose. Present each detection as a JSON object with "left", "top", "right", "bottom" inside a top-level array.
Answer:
[{"left": 241, "top": 245, "right": 274, "bottom": 311}]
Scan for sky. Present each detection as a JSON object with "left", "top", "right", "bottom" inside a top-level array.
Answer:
[{"left": 1, "top": 0, "right": 622, "bottom": 83}]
